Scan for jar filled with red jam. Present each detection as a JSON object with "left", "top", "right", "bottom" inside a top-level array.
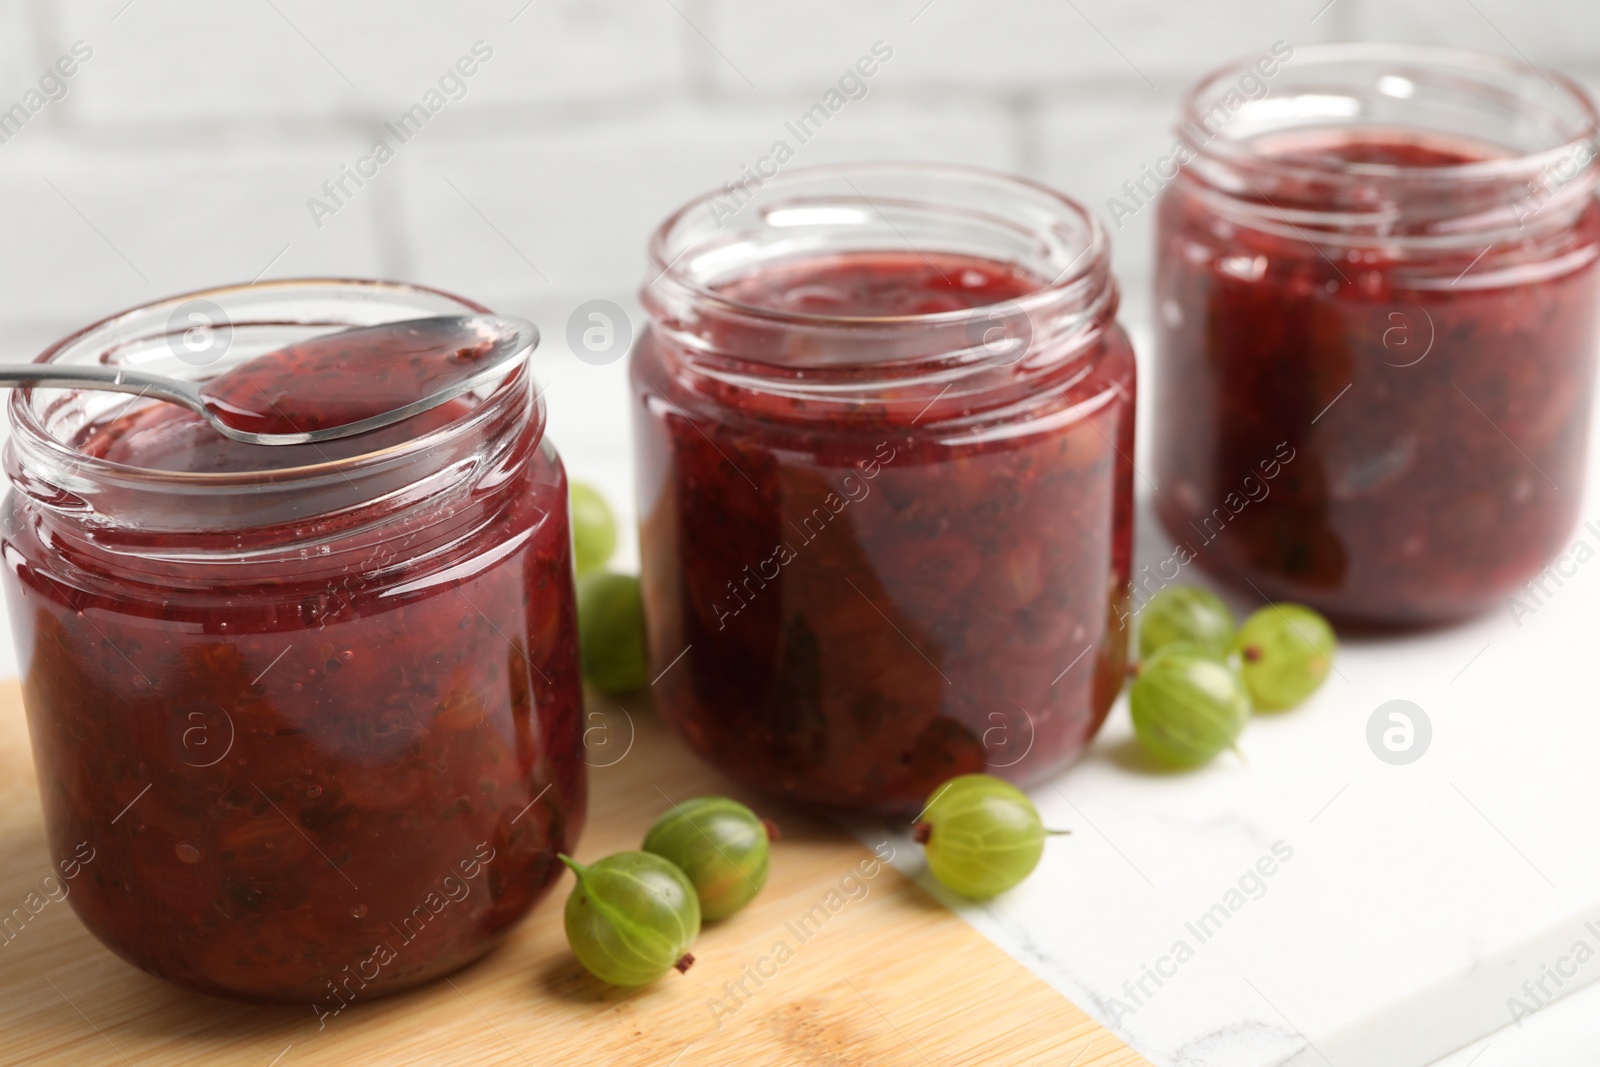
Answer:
[
  {"left": 3, "top": 281, "right": 585, "bottom": 1005},
  {"left": 632, "top": 164, "right": 1136, "bottom": 814},
  {"left": 1154, "top": 43, "right": 1600, "bottom": 625}
]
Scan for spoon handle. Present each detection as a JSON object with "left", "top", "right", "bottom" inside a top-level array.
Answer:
[{"left": 0, "top": 365, "right": 203, "bottom": 411}]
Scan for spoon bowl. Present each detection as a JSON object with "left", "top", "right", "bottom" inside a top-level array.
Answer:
[{"left": 0, "top": 314, "right": 538, "bottom": 446}]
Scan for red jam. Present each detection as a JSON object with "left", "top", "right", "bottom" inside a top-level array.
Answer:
[
  {"left": 715, "top": 251, "right": 1046, "bottom": 317},
  {"left": 3, "top": 287, "right": 585, "bottom": 1006},
  {"left": 1154, "top": 128, "right": 1600, "bottom": 624},
  {"left": 634, "top": 244, "right": 1135, "bottom": 815},
  {"left": 83, "top": 393, "right": 467, "bottom": 473}
]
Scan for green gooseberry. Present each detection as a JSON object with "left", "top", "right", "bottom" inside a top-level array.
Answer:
[
  {"left": 642, "top": 796, "right": 773, "bottom": 921},
  {"left": 569, "top": 481, "right": 618, "bottom": 577},
  {"left": 913, "top": 774, "right": 1059, "bottom": 899},
  {"left": 1234, "top": 603, "right": 1337, "bottom": 711},
  {"left": 577, "top": 571, "right": 648, "bottom": 693},
  {"left": 1128, "top": 645, "right": 1251, "bottom": 767},
  {"left": 1139, "top": 585, "right": 1237, "bottom": 660},
  {"left": 560, "top": 852, "right": 700, "bottom": 986}
]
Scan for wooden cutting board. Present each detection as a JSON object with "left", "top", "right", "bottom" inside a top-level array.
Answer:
[{"left": 0, "top": 680, "right": 1148, "bottom": 1067}]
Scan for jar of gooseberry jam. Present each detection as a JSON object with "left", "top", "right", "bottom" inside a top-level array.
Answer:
[
  {"left": 2, "top": 280, "right": 585, "bottom": 1004},
  {"left": 1154, "top": 44, "right": 1600, "bottom": 625},
  {"left": 632, "top": 164, "right": 1136, "bottom": 815}
]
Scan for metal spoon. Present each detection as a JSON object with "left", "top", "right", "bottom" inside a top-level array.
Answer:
[{"left": 0, "top": 314, "right": 538, "bottom": 446}]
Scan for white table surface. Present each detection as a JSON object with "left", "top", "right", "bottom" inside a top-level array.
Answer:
[{"left": 3, "top": 317, "right": 1598, "bottom": 1067}]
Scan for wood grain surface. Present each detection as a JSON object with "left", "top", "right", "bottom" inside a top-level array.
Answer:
[{"left": 0, "top": 681, "right": 1149, "bottom": 1066}]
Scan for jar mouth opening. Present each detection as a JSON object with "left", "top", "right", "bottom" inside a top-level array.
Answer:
[
  {"left": 645, "top": 162, "right": 1112, "bottom": 337},
  {"left": 9, "top": 278, "right": 537, "bottom": 488},
  {"left": 1182, "top": 42, "right": 1600, "bottom": 183}
]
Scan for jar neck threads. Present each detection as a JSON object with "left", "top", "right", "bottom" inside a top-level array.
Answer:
[
  {"left": 640, "top": 163, "right": 1119, "bottom": 425},
  {"left": 1175, "top": 42, "right": 1600, "bottom": 250},
  {"left": 5, "top": 280, "right": 540, "bottom": 579}
]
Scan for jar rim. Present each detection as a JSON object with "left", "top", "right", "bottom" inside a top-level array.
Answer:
[
  {"left": 639, "top": 164, "right": 1121, "bottom": 426},
  {"left": 1181, "top": 41, "right": 1600, "bottom": 183},
  {"left": 8, "top": 277, "right": 539, "bottom": 489},
  {"left": 644, "top": 161, "right": 1112, "bottom": 332}
]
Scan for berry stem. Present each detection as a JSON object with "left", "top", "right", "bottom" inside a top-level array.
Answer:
[
  {"left": 674, "top": 953, "right": 695, "bottom": 974},
  {"left": 912, "top": 820, "right": 932, "bottom": 845},
  {"left": 557, "top": 853, "right": 587, "bottom": 878},
  {"left": 760, "top": 817, "right": 782, "bottom": 843}
]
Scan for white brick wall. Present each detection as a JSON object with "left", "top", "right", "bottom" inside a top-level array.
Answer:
[
  {"left": 396, "top": 97, "right": 1017, "bottom": 310},
  {"left": 706, "top": 0, "right": 1344, "bottom": 93},
  {"left": 1036, "top": 93, "right": 1178, "bottom": 324},
  {"left": 0, "top": 136, "right": 385, "bottom": 322},
  {"left": 0, "top": 0, "right": 31, "bottom": 94},
  {"left": 1353, "top": 0, "right": 1600, "bottom": 70},
  {"left": 47, "top": 0, "right": 685, "bottom": 122},
  {"left": 52, "top": 0, "right": 375, "bottom": 121}
]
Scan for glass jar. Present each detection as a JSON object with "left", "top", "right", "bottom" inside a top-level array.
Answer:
[
  {"left": 632, "top": 164, "right": 1136, "bottom": 815},
  {"left": 3, "top": 280, "right": 586, "bottom": 1005},
  {"left": 1153, "top": 43, "right": 1600, "bottom": 625}
]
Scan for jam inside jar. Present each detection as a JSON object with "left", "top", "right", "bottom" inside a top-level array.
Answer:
[
  {"left": 632, "top": 164, "right": 1136, "bottom": 815},
  {"left": 2, "top": 281, "right": 585, "bottom": 1004},
  {"left": 1154, "top": 44, "right": 1600, "bottom": 625}
]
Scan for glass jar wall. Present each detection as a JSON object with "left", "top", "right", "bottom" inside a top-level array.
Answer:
[
  {"left": 2, "top": 280, "right": 586, "bottom": 1005},
  {"left": 632, "top": 164, "right": 1136, "bottom": 815},
  {"left": 1153, "top": 44, "right": 1600, "bottom": 625}
]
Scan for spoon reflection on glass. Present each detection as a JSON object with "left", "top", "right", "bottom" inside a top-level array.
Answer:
[{"left": 0, "top": 314, "right": 538, "bottom": 446}]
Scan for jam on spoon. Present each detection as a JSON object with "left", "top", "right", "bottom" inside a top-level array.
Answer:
[{"left": 197, "top": 316, "right": 528, "bottom": 439}]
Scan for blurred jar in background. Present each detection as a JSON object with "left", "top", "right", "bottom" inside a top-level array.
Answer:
[{"left": 1154, "top": 43, "right": 1600, "bottom": 626}]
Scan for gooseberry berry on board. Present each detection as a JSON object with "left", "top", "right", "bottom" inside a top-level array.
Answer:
[
  {"left": 643, "top": 796, "right": 773, "bottom": 921},
  {"left": 561, "top": 852, "right": 700, "bottom": 986},
  {"left": 913, "top": 774, "right": 1058, "bottom": 899}
]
